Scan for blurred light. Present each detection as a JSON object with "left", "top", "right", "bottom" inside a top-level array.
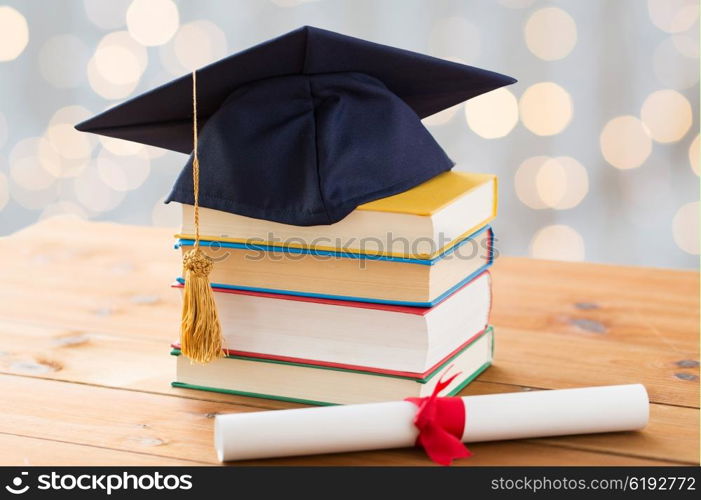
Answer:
[
  {"left": 47, "top": 124, "right": 93, "bottom": 161},
  {"left": 515, "top": 156, "right": 588, "bottom": 210},
  {"left": 9, "top": 138, "right": 58, "bottom": 190},
  {"left": 88, "top": 31, "right": 147, "bottom": 99},
  {"left": 11, "top": 115, "right": 93, "bottom": 185},
  {"left": 10, "top": 182, "right": 60, "bottom": 210},
  {"left": 498, "top": 0, "right": 536, "bottom": 8},
  {"left": 0, "top": 6, "right": 29, "bottom": 62},
  {"left": 40, "top": 201, "right": 88, "bottom": 221},
  {"left": 83, "top": 0, "right": 130, "bottom": 30},
  {"left": 524, "top": 7, "right": 577, "bottom": 61},
  {"left": 87, "top": 57, "right": 139, "bottom": 99},
  {"left": 653, "top": 37, "right": 699, "bottom": 89},
  {"left": 96, "top": 148, "right": 151, "bottom": 191},
  {"left": 640, "top": 89, "right": 692, "bottom": 143},
  {"left": 160, "top": 20, "right": 228, "bottom": 74},
  {"left": 600, "top": 115, "right": 652, "bottom": 169},
  {"left": 44, "top": 107, "right": 94, "bottom": 178},
  {"left": 672, "top": 33, "right": 699, "bottom": 58},
  {"left": 429, "top": 17, "right": 481, "bottom": 63},
  {"left": 647, "top": 0, "right": 699, "bottom": 34},
  {"left": 672, "top": 201, "right": 699, "bottom": 254},
  {"left": 73, "top": 165, "right": 126, "bottom": 213},
  {"left": 464, "top": 88, "right": 518, "bottom": 139},
  {"left": 539, "top": 169, "right": 574, "bottom": 211},
  {"left": 100, "top": 136, "right": 145, "bottom": 156},
  {"left": 39, "top": 34, "right": 90, "bottom": 89},
  {"left": 94, "top": 41, "right": 143, "bottom": 85},
  {"left": 143, "top": 145, "right": 168, "bottom": 159},
  {"left": 0, "top": 112, "right": 7, "bottom": 149},
  {"left": 515, "top": 156, "right": 550, "bottom": 209},
  {"left": 39, "top": 137, "right": 69, "bottom": 177},
  {"left": 422, "top": 104, "right": 462, "bottom": 127},
  {"left": 126, "top": 0, "right": 179, "bottom": 47},
  {"left": 536, "top": 157, "right": 589, "bottom": 209},
  {"left": 519, "top": 82, "right": 573, "bottom": 136},
  {"left": 39, "top": 150, "right": 89, "bottom": 179},
  {"left": 9, "top": 139, "right": 62, "bottom": 210},
  {"left": 689, "top": 135, "right": 699, "bottom": 175},
  {"left": 530, "top": 224, "right": 585, "bottom": 261},
  {"left": 0, "top": 172, "right": 8, "bottom": 211},
  {"left": 49, "top": 105, "right": 92, "bottom": 126},
  {"left": 47, "top": 106, "right": 95, "bottom": 162},
  {"left": 151, "top": 197, "right": 180, "bottom": 227},
  {"left": 10, "top": 162, "right": 54, "bottom": 194}
]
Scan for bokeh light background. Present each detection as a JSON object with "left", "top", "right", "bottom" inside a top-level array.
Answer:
[{"left": 0, "top": 0, "right": 698, "bottom": 268}]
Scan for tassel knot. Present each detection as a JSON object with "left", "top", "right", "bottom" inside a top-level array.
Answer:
[{"left": 183, "top": 249, "right": 213, "bottom": 276}]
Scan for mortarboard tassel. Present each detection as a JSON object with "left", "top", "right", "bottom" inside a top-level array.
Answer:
[{"left": 179, "top": 71, "right": 224, "bottom": 364}]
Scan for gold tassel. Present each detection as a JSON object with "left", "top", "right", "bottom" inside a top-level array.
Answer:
[
  {"left": 180, "top": 70, "right": 223, "bottom": 364},
  {"left": 180, "top": 248, "right": 222, "bottom": 363}
]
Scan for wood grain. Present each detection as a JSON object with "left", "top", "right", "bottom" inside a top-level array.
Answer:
[
  {"left": 0, "top": 433, "right": 675, "bottom": 467},
  {"left": 1, "top": 317, "right": 695, "bottom": 411},
  {"left": 491, "top": 257, "right": 699, "bottom": 353},
  {"left": 0, "top": 319, "right": 302, "bottom": 411},
  {"left": 0, "top": 218, "right": 180, "bottom": 340},
  {"left": 0, "top": 374, "right": 695, "bottom": 465},
  {"left": 0, "top": 434, "right": 208, "bottom": 466},
  {"left": 483, "top": 326, "right": 699, "bottom": 407},
  {"left": 0, "top": 217, "right": 697, "bottom": 466},
  {"left": 234, "top": 443, "right": 681, "bottom": 466}
]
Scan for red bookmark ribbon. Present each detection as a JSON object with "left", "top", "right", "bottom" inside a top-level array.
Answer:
[{"left": 405, "top": 371, "right": 471, "bottom": 466}]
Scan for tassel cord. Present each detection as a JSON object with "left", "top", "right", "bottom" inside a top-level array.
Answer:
[{"left": 179, "top": 70, "right": 223, "bottom": 364}]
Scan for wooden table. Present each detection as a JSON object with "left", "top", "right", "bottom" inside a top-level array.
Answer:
[{"left": 0, "top": 217, "right": 698, "bottom": 466}]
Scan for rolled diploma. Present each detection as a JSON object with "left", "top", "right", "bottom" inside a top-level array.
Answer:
[{"left": 215, "top": 384, "right": 649, "bottom": 462}]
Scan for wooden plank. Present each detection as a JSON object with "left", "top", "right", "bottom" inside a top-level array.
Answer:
[
  {"left": 0, "top": 431, "right": 675, "bottom": 467},
  {"left": 1, "top": 317, "right": 695, "bottom": 409},
  {"left": 482, "top": 326, "right": 699, "bottom": 407},
  {"left": 0, "top": 374, "right": 696, "bottom": 465},
  {"left": 0, "top": 434, "right": 208, "bottom": 466},
  {"left": 0, "top": 320, "right": 304, "bottom": 411},
  {"left": 0, "top": 218, "right": 180, "bottom": 340},
  {"left": 535, "top": 403, "right": 700, "bottom": 464},
  {"left": 236, "top": 441, "right": 680, "bottom": 466},
  {"left": 489, "top": 257, "right": 700, "bottom": 408},
  {"left": 1, "top": 373, "right": 224, "bottom": 464},
  {"left": 460, "top": 382, "right": 700, "bottom": 464},
  {"left": 491, "top": 257, "right": 700, "bottom": 353}
]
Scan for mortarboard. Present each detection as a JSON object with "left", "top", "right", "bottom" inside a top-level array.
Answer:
[
  {"left": 76, "top": 25, "right": 516, "bottom": 226},
  {"left": 76, "top": 26, "right": 516, "bottom": 364}
]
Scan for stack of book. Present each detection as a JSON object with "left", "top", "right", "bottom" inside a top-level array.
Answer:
[{"left": 171, "top": 171, "right": 498, "bottom": 405}]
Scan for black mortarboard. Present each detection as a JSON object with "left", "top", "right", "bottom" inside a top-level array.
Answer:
[{"left": 76, "top": 26, "right": 515, "bottom": 226}]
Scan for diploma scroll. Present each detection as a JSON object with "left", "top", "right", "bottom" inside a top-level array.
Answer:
[{"left": 215, "top": 384, "right": 649, "bottom": 462}]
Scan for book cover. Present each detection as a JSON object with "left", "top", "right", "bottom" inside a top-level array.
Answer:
[
  {"left": 172, "top": 327, "right": 494, "bottom": 406},
  {"left": 175, "top": 226, "right": 494, "bottom": 307},
  {"left": 176, "top": 171, "right": 498, "bottom": 259}
]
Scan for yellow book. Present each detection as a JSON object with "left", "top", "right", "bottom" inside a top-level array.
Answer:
[{"left": 177, "top": 171, "right": 497, "bottom": 259}]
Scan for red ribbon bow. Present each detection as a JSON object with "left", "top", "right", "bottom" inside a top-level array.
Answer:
[{"left": 405, "top": 370, "right": 472, "bottom": 466}]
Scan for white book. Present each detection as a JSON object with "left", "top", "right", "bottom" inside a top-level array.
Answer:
[
  {"left": 173, "top": 328, "right": 494, "bottom": 406},
  {"left": 174, "top": 271, "right": 491, "bottom": 375}
]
